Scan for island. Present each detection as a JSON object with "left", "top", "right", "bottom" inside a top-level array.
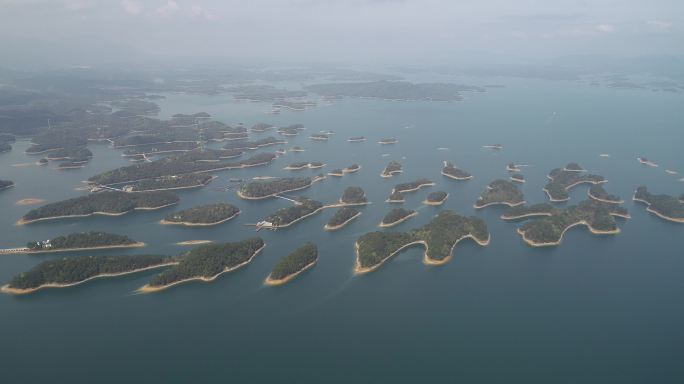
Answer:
[
  {"left": 328, "top": 169, "right": 344, "bottom": 177},
  {"left": 393, "top": 178, "right": 434, "bottom": 193},
  {"left": 588, "top": 184, "right": 623, "bottom": 204},
  {"left": 381, "top": 160, "right": 402, "bottom": 178},
  {"left": 290, "top": 146, "right": 305, "bottom": 152},
  {"left": 637, "top": 157, "right": 658, "bottom": 167},
  {"left": 441, "top": 161, "right": 472, "bottom": 180},
  {"left": 474, "top": 179, "right": 525, "bottom": 209},
  {"left": 2, "top": 254, "right": 175, "bottom": 295},
  {"left": 237, "top": 176, "right": 325, "bottom": 199},
  {"left": 139, "top": 237, "right": 265, "bottom": 293},
  {"left": 378, "top": 138, "right": 398, "bottom": 145},
  {"left": 339, "top": 186, "right": 369, "bottom": 205},
  {"left": 544, "top": 164, "right": 606, "bottom": 202},
  {"left": 510, "top": 173, "right": 525, "bottom": 183},
  {"left": 250, "top": 123, "right": 274, "bottom": 132},
  {"left": 0, "top": 179, "right": 14, "bottom": 191},
  {"left": 424, "top": 191, "right": 448, "bottom": 205},
  {"left": 19, "top": 191, "right": 179, "bottom": 224},
  {"left": 161, "top": 203, "right": 240, "bottom": 226},
  {"left": 380, "top": 208, "right": 417, "bottom": 228},
  {"left": 277, "top": 124, "right": 305, "bottom": 136},
  {"left": 223, "top": 136, "right": 286, "bottom": 151},
  {"left": 122, "top": 174, "right": 215, "bottom": 192},
  {"left": 506, "top": 163, "right": 521, "bottom": 172},
  {"left": 309, "top": 133, "right": 329, "bottom": 141},
  {"left": 305, "top": 80, "right": 472, "bottom": 102},
  {"left": 343, "top": 164, "right": 361, "bottom": 173},
  {"left": 0, "top": 231, "right": 144, "bottom": 255},
  {"left": 324, "top": 207, "right": 361, "bottom": 231},
  {"left": 482, "top": 144, "right": 503, "bottom": 150},
  {"left": 355, "top": 210, "right": 489, "bottom": 273},
  {"left": 348, "top": 136, "right": 366, "bottom": 142},
  {"left": 515, "top": 199, "right": 630, "bottom": 247},
  {"left": 386, "top": 191, "right": 405, "bottom": 203},
  {"left": 633, "top": 186, "right": 684, "bottom": 223},
  {"left": 284, "top": 161, "right": 326, "bottom": 170},
  {"left": 261, "top": 199, "right": 325, "bottom": 228},
  {"left": 264, "top": 243, "right": 318, "bottom": 286}
]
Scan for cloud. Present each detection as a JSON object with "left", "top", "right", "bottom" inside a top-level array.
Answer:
[
  {"left": 154, "top": 0, "right": 180, "bottom": 18},
  {"left": 596, "top": 24, "right": 615, "bottom": 33},
  {"left": 121, "top": 0, "right": 143, "bottom": 15},
  {"left": 190, "top": 4, "right": 218, "bottom": 21},
  {"left": 647, "top": 20, "right": 673, "bottom": 31}
]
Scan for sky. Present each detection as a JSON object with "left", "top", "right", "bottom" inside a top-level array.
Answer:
[{"left": 0, "top": 0, "right": 682, "bottom": 69}]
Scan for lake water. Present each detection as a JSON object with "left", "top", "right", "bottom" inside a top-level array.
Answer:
[{"left": 1, "top": 79, "right": 683, "bottom": 383}]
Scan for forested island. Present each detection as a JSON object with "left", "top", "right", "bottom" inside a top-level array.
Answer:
[
  {"left": 356, "top": 211, "right": 489, "bottom": 273},
  {"left": 380, "top": 208, "right": 417, "bottom": 227},
  {"left": 262, "top": 199, "right": 325, "bottom": 228},
  {"left": 339, "top": 186, "right": 369, "bottom": 205},
  {"left": 324, "top": 207, "right": 361, "bottom": 231},
  {"left": 544, "top": 164, "right": 606, "bottom": 202},
  {"left": 393, "top": 179, "right": 434, "bottom": 193},
  {"left": 474, "top": 179, "right": 525, "bottom": 208},
  {"left": 277, "top": 124, "right": 305, "bottom": 136},
  {"left": 265, "top": 243, "right": 318, "bottom": 285},
  {"left": 0, "top": 180, "right": 14, "bottom": 191},
  {"left": 424, "top": 191, "right": 448, "bottom": 205},
  {"left": 344, "top": 164, "right": 361, "bottom": 173},
  {"left": 588, "top": 184, "right": 623, "bottom": 204},
  {"left": 250, "top": 123, "right": 274, "bottom": 132},
  {"left": 238, "top": 175, "right": 324, "bottom": 199},
  {"left": 284, "top": 161, "right": 326, "bottom": 170},
  {"left": 386, "top": 191, "right": 405, "bottom": 203},
  {"left": 309, "top": 133, "right": 329, "bottom": 141},
  {"left": 348, "top": 136, "right": 366, "bottom": 142},
  {"left": 378, "top": 138, "right": 398, "bottom": 145},
  {"left": 2, "top": 254, "right": 175, "bottom": 295},
  {"left": 140, "top": 238, "right": 265, "bottom": 293},
  {"left": 223, "top": 136, "right": 286, "bottom": 151},
  {"left": 381, "top": 160, "right": 402, "bottom": 177},
  {"left": 19, "top": 191, "right": 179, "bottom": 224},
  {"left": 510, "top": 173, "right": 525, "bottom": 183},
  {"left": 305, "top": 80, "right": 474, "bottom": 102},
  {"left": 633, "top": 186, "right": 684, "bottom": 223},
  {"left": 441, "top": 161, "right": 472, "bottom": 180},
  {"left": 0, "top": 231, "right": 143, "bottom": 254},
  {"left": 123, "top": 174, "right": 215, "bottom": 192},
  {"left": 161, "top": 203, "right": 240, "bottom": 226}
]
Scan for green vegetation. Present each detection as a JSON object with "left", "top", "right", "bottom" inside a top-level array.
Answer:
[
  {"left": 510, "top": 173, "right": 525, "bottom": 183},
  {"left": 126, "top": 173, "right": 214, "bottom": 191},
  {"left": 340, "top": 186, "right": 368, "bottom": 205},
  {"left": 502, "top": 203, "right": 555, "bottom": 219},
  {"left": 441, "top": 161, "right": 472, "bottom": 180},
  {"left": 474, "top": 179, "right": 524, "bottom": 208},
  {"left": 263, "top": 199, "right": 324, "bottom": 227},
  {"left": 0, "top": 180, "right": 14, "bottom": 190},
  {"left": 46, "top": 147, "right": 93, "bottom": 161},
  {"left": 326, "top": 207, "right": 361, "bottom": 228},
  {"left": 268, "top": 243, "right": 318, "bottom": 282},
  {"left": 387, "top": 191, "right": 404, "bottom": 203},
  {"left": 381, "top": 208, "right": 416, "bottom": 226},
  {"left": 238, "top": 176, "right": 319, "bottom": 199},
  {"left": 22, "top": 191, "right": 179, "bottom": 223},
  {"left": 356, "top": 211, "right": 489, "bottom": 271},
  {"left": 517, "top": 200, "right": 629, "bottom": 246},
  {"left": 26, "top": 231, "right": 137, "bottom": 251},
  {"left": 277, "top": 124, "right": 305, "bottom": 136},
  {"left": 223, "top": 136, "right": 286, "bottom": 151},
  {"left": 588, "top": 184, "right": 622, "bottom": 203},
  {"left": 394, "top": 178, "right": 433, "bottom": 193},
  {"left": 250, "top": 123, "right": 274, "bottom": 132},
  {"left": 6, "top": 254, "right": 171, "bottom": 292},
  {"left": 544, "top": 164, "right": 605, "bottom": 201},
  {"left": 381, "top": 160, "right": 402, "bottom": 177},
  {"left": 147, "top": 238, "right": 264, "bottom": 288},
  {"left": 634, "top": 186, "right": 684, "bottom": 222},
  {"left": 306, "top": 81, "right": 475, "bottom": 102},
  {"left": 163, "top": 203, "right": 240, "bottom": 225},
  {"left": 310, "top": 133, "right": 329, "bottom": 141},
  {"left": 425, "top": 191, "right": 448, "bottom": 204}
]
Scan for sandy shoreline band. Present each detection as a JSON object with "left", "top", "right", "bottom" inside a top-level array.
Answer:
[
  {"left": 0, "top": 242, "right": 146, "bottom": 255},
  {"left": 264, "top": 259, "right": 318, "bottom": 286},
  {"left": 324, "top": 211, "right": 362, "bottom": 231},
  {"left": 587, "top": 190, "right": 624, "bottom": 204},
  {"left": 1, "top": 262, "right": 178, "bottom": 295},
  {"left": 159, "top": 211, "right": 240, "bottom": 226},
  {"left": 423, "top": 193, "right": 449, "bottom": 206},
  {"left": 474, "top": 200, "right": 526, "bottom": 209},
  {"left": 176, "top": 240, "right": 213, "bottom": 246},
  {"left": 441, "top": 171, "right": 473, "bottom": 180},
  {"left": 393, "top": 182, "right": 435, "bottom": 194},
  {"left": 137, "top": 245, "right": 265, "bottom": 293},
  {"left": 380, "top": 170, "right": 402, "bottom": 178},
  {"left": 15, "top": 198, "right": 45, "bottom": 206},
  {"left": 379, "top": 211, "right": 418, "bottom": 228},
  {"left": 517, "top": 220, "right": 620, "bottom": 247},
  {"left": 16, "top": 202, "right": 179, "bottom": 225},
  {"left": 236, "top": 177, "right": 324, "bottom": 200},
  {"left": 500, "top": 212, "right": 553, "bottom": 220},
  {"left": 633, "top": 196, "right": 684, "bottom": 223}
]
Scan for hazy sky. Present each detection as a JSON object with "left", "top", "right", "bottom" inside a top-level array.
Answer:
[{"left": 0, "top": 0, "right": 682, "bottom": 68}]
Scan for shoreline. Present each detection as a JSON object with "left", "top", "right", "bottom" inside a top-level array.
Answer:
[
  {"left": 15, "top": 198, "right": 45, "bottom": 206},
  {"left": 500, "top": 212, "right": 553, "bottom": 220},
  {"left": 587, "top": 190, "right": 623, "bottom": 204},
  {"left": 379, "top": 211, "right": 417, "bottom": 228},
  {"left": 1, "top": 262, "right": 178, "bottom": 295},
  {"left": 264, "top": 259, "right": 318, "bottom": 286},
  {"left": 16, "top": 202, "right": 179, "bottom": 225},
  {"left": 394, "top": 182, "right": 435, "bottom": 194},
  {"left": 236, "top": 177, "right": 324, "bottom": 200},
  {"left": 633, "top": 196, "right": 684, "bottom": 223},
  {"left": 138, "top": 245, "right": 265, "bottom": 293},
  {"left": 423, "top": 193, "right": 449, "bottom": 206},
  {"left": 176, "top": 240, "right": 213, "bottom": 246},
  {"left": 474, "top": 200, "right": 525, "bottom": 209},
  {"left": 324, "top": 211, "right": 362, "bottom": 231},
  {"left": 441, "top": 171, "right": 473, "bottom": 180},
  {"left": 380, "top": 170, "right": 402, "bottom": 178},
  {"left": 0, "top": 242, "right": 145, "bottom": 255},
  {"left": 518, "top": 220, "right": 620, "bottom": 247},
  {"left": 159, "top": 211, "right": 240, "bottom": 227}
]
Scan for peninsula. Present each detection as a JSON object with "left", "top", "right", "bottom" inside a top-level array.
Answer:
[
  {"left": 223, "top": 137, "right": 286, "bottom": 151},
  {"left": 633, "top": 186, "right": 684, "bottom": 223},
  {"left": 139, "top": 237, "right": 265, "bottom": 293},
  {"left": 356, "top": 210, "right": 489, "bottom": 273},
  {"left": 2, "top": 254, "right": 175, "bottom": 295},
  {"left": 381, "top": 161, "right": 402, "bottom": 177},
  {"left": 441, "top": 161, "right": 472, "bottom": 180},
  {"left": 237, "top": 175, "right": 324, "bottom": 200},
  {"left": 161, "top": 203, "right": 240, "bottom": 226},
  {"left": 380, "top": 208, "right": 417, "bottom": 227},
  {"left": 19, "top": 191, "right": 179, "bottom": 224},
  {"left": 0, "top": 231, "right": 144, "bottom": 255},
  {"left": 474, "top": 179, "right": 525, "bottom": 208},
  {"left": 544, "top": 164, "right": 606, "bottom": 202},
  {"left": 265, "top": 243, "right": 318, "bottom": 286},
  {"left": 324, "top": 207, "right": 361, "bottom": 231},
  {"left": 424, "top": 191, "right": 448, "bottom": 205},
  {"left": 588, "top": 184, "right": 623, "bottom": 204}
]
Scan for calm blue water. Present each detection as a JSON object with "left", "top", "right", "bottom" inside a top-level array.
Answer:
[{"left": 1, "top": 79, "right": 683, "bottom": 383}]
